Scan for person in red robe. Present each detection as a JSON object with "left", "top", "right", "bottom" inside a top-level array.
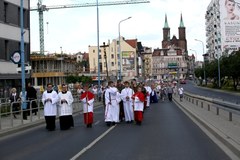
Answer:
[
  {"left": 132, "top": 86, "right": 145, "bottom": 125},
  {"left": 80, "top": 84, "right": 95, "bottom": 128}
]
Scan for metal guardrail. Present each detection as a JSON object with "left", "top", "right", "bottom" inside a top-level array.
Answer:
[
  {"left": 0, "top": 94, "right": 84, "bottom": 131},
  {"left": 184, "top": 92, "right": 240, "bottom": 121}
]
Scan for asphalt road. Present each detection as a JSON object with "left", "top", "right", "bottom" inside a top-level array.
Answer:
[
  {"left": 183, "top": 80, "right": 240, "bottom": 104},
  {"left": 0, "top": 100, "right": 231, "bottom": 160}
]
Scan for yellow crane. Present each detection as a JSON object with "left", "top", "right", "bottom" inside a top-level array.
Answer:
[{"left": 30, "top": 0, "right": 150, "bottom": 54}]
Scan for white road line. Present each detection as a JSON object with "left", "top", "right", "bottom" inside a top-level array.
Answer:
[
  {"left": 94, "top": 120, "right": 100, "bottom": 125},
  {"left": 70, "top": 125, "right": 116, "bottom": 160}
]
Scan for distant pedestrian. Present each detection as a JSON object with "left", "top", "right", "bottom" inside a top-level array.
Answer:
[
  {"left": 178, "top": 85, "right": 184, "bottom": 102},
  {"left": 9, "top": 88, "right": 21, "bottom": 118},
  {"left": 42, "top": 83, "right": 59, "bottom": 131},
  {"left": 167, "top": 84, "right": 174, "bottom": 102},
  {"left": 58, "top": 84, "right": 74, "bottom": 130},
  {"left": 150, "top": 84, "right": 158, "bottom": 103},
  {"left": 26, "top": 82, "right": 38, "bottom": 116}
]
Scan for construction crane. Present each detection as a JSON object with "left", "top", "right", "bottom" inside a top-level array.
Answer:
[{"left": 30, "top": 0, "right": 150, "bottom": 54}]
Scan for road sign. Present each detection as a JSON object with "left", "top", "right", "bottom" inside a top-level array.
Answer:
[
  {"left": 16, "top": 64, "right": 31, "bottom": 73},
  {"left": 10, "top": 51, "right": 21, "bottom": 64}
]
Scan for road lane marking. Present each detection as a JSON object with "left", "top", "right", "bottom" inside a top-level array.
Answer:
[
  {"left": 70, "top": 125, "right": 116, "bottom": 160},
  {"left": 94, "top": 120, "right": 100, "bottom": 125}
]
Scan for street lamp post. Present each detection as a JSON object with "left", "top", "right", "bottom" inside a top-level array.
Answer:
[
  {"left": 20, "top": 0, "right": 26, "bottom": 110},
  {"left": 195, "top": 39, "right": 206, "bottom": 86},
  {"left": 96, "top": 0, "right": 100, "bottom": 92},
  {"left": 217, "top": 33, "right": 221, "bottom": 88},
  {"left": 118, "top": 16, "right": 132, "bottom": 80}
]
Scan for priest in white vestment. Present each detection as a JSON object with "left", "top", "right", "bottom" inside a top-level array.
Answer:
[
  {"left": 121, "top": 81, "right": 134, "bottom": 123},
  {"left": 58, "top": 84, "right": 74, "bottom": 130},
  {"left": 42, "top": 83, "right": 59, "bottom": 131},
  {"left": 104, "top": 81, "right": 121, "bottom": 126}
]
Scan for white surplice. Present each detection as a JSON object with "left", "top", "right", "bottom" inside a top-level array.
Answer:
[
  {"left": 58, "top": 91, "right": 74, "bottom": 116},
  {"left": 42, "top": 90, "right": 59, "bottom": 116}
]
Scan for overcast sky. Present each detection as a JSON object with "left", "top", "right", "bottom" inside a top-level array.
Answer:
[{"left": 30, "top": 0, "right": 210, "bottom": 61}]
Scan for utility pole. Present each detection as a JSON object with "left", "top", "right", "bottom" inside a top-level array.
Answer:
[{"left": 100, "top": 42, "right": 109, "bottom": 80}]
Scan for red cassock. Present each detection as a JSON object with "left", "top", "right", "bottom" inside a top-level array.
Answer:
[
  {"left": 80, "top": 91, "right": 94, "bottom": 124},
  {"left": 132, "top": 92, "right": 145, "bottom": 122}
]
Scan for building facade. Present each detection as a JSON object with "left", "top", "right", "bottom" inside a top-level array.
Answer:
[
  {"left": 205, "top": 0, "right": 240, "bottom": 61},
  {"left": 0, "top": 0, "right": 30, "bottom": 97},
  {"left": 88, "top": 37, "right": 138, "bottom": 81},
  {"left": 152, "top": 14, "right": 188, "bottom": 81}
]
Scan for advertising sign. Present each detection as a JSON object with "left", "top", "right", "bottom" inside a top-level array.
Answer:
[
  {"left": 220, "top": 0, "right": 240, "bottom": 54},
  {"left": 122, "top": 51, "right": 135, "bottom": 71}
]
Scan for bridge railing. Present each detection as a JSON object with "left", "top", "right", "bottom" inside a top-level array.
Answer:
[
  {"left": 183, "top": 92, "right": 240, "bottom": 122},
  {"left": 0, "top": 94, "right": 84, "bottom": 131}
]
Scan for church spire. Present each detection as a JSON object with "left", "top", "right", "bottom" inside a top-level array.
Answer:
[
  {"left": 179, "top": 13, "right": 184, "bottom": 28},
  {"left": 164, "top": 14, "right": 169, "bottom": 28}
]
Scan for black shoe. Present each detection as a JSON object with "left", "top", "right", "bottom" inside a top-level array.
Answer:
[
  {"left": 112, "top": 122, "right": 116, "bottom": 125},
  {"left": 106, "top": 122, "right": 111, "bottom": 127}
]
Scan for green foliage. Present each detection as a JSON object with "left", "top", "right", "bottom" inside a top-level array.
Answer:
[
  {"left": 205, "top": 51, "right": 240, "bottom": 90},
  {"left": 66, "top": 75, "right": 92, "bottom": 84}
]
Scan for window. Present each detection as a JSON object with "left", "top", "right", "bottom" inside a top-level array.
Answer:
[
  {"left": 93, "top": 50, "right": 95, "bottom": 53},
  {"left": 111, "top": 62, "right": 114, "bottom": 66},
  {"left": 18, "top": 7, "right": 20, "bottom": 26},
  {"left": 4, "top": 2, "right": 8, "bottom": 23},
  {"left": 111, "top": 54, "right": 114, "bottom": 59},
  {"left": 5, "top": 40, "right": 9, "bottom": 60}
]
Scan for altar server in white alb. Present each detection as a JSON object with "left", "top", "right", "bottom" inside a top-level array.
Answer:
[
  {"left": 104, "top": 81, "right": 121, "bottom": 126},
  {"left": 42, "top": 83, "right": 59, "bottom": 131},
  {"left": 144, "top": 83, "right": 152, "bottom": 108},
  {"left": 58, "top": 84, "right": 74, "bottom": 130},
  {"left": 121, "top": 81, "right": 134, "bottom": 123}
]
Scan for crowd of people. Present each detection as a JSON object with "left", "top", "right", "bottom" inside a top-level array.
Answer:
[{"left": 8, "top": 79, "right": 184, "bottom": 131}]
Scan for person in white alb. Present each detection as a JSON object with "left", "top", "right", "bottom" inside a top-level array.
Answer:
[
  {"left": 58, "top": 84, "right": 74, "bottom": 130},
  {"left": 144, "top": 83, "right": 152, "bottom": 108},
  {"left": 104, "top": 81, "right": 121, "bottom": 126},
  {"left": 121, "top": 81, "right": 134, "bottom": 123},
  {"left": 178, "top": 85, "right": 184, "bottom": 102},
  {"left": 42, "top": 83, "right": 59, "bottom": 131}
]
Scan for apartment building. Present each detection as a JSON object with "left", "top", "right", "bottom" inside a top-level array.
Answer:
[{"left": 0, "top": 0, "right": 30, "bottom": 97}]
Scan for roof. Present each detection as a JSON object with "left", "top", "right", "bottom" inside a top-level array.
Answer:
[{"left": 125, "top": 39, "right": 137, "bottom": 48}]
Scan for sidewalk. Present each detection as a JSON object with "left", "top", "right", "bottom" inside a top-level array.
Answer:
[
  {"left": 0, "top": 101, "right": 103, "bottom": 137},
  {"left": 173, "top": 95, "right": 240, "bottom": 159}
]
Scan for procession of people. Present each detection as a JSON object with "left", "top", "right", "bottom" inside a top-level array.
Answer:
[{"left": 40, "top": 78, "right": 182, "bottom": 131}]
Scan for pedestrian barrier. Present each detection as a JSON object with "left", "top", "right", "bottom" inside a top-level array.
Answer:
[
  {"left": 183, "top": 92, "right": 240, "bottom": 122},
  {"left": 0, "top": 94, "right": 102, "bottom": 132}
]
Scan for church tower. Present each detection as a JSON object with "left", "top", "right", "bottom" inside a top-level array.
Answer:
[
  {"left": 178, "top": 13, "right": 187, "bottom": 52},
  {"left": 162, "top": 14, "right": 170, "bottom": 49}
]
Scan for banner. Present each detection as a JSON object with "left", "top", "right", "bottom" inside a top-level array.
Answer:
[
  {"left": 122, "top": 51, "right": 135, "bottom": 71},
  {"left": 220, "top": 0, "right": 240, "bottom": 54}
]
